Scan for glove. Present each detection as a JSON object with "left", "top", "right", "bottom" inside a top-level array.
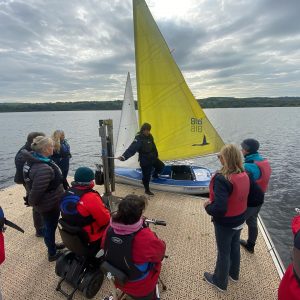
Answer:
[{"left": 118, "top": 156, "right": 125, "bottom": 161}]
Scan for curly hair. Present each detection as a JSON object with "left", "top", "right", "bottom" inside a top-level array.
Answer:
[{"left": 112, "top": 194, "right": 148, "bottom": 225}]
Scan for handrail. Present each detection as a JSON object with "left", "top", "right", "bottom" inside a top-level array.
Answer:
[{"left": 258, "top": 214, "right": 285, "bottom": 279}]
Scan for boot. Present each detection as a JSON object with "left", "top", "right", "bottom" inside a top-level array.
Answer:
[
  {"left": 240, "top": 239, "right": 254, "bottom": 253},
  {"left": 145, "top": 190, "right": 154, "bottom": 196}
]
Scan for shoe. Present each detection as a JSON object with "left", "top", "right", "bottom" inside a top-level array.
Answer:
[
  {"left": 35, "top": 230, "right": 44, "bottom": 238},
  {"left": 55, "top": 242, "right": 65, "bottom": 250},
  {"left": 240, "top": 239, "right": 254, "bottom": 254},
  {"left": 48, "top": 250, "right": 64, "bottom": 262},
  {"left": 145, "top": 190, "right": 154, "bottom": 196},
  {"left": 203, "top": 272, "right": 226, "bottom": 292},
  {"left": 229, "top": 275, "right": 238, "bottom": 283}
]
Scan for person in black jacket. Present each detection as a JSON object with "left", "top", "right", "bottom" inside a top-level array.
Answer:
[
  {"left": 23, "top": 136, "right": 65, "bottom": 261},
  {"left": 117, "top": 123, "right": 164, "bottom": 196},
  {"left": 14, "top": 131, "right": 45, "bottom": 237}
]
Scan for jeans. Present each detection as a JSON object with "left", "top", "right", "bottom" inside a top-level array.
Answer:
[
  {"left": 41, "top": 208, "right": 60, "bottom": 256},
  {"left": 212, "top": 223, "right": 242, "bottom": 290},
  {"left": 32, "top": 207, "right": 44, "bottom": 233},
  {"left": 245, "top": 205, "right": 262, "bottom": 246}
]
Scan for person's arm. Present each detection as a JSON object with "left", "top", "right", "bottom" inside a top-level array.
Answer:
[
  {"left": 138, "top": 228, "right": 166, "bottom": 263},
  {"left": 121, "top": 137, "right": 141, "bottom": 160},
  {"left": 244, "top": 163, "right": 261, "bottom": 181},
  {"left": 205, "top": 175, "right": 232, "bottom": 217},
  {"left": 150, "top": 135, "right": 158, "bottom": 158},
  {"left": 293, "top": 239, "right": 300, "bottom": 282},
  {"left": 28, "top": 165, "right": 54, "bottom": 206},
  {"left": 84, "top": 194, "right": 110, "bottom": 229},
  {"left": 0, "top": 232, "right": 5, "bottom": 265}
]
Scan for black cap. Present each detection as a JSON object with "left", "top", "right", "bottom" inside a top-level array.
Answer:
[{"left": 241, "top": 138, "right": 260, "bottom": 154}]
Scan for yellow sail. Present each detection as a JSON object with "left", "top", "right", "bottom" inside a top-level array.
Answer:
[{"left": 133, "top": 0, "right": 224, "bottom": 161}]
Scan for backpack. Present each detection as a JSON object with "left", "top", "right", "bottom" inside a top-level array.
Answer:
[
  {"left": 14, "top": 147, "right": 26, "bottom": 184},
  {"left": 60, "top": 188, "right": 96, "bottom": 227}
]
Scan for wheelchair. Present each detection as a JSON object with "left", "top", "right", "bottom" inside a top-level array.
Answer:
[
  {"left": 55, "top": 219, "right": 105, "bottom": 299},
  {"left": 100, "top": 219, "right": 167, "bottom": 300}
]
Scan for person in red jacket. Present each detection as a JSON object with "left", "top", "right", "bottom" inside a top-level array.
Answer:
[
  {"left": 278, "top": 213, "right": 300, "bottom": 300},
  {"left": 101, "top": 194, "right": 166, "bottom": 299},
  {"left": 0, "top": 207, "right": 6, "bottom": 300},
  {"left": 60, "top": 167, "right": 110, "bottom": 251}
]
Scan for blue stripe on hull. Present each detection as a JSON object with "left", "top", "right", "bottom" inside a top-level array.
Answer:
[{"left": 115, "top": 165, "right": 211, "bottom": 195}]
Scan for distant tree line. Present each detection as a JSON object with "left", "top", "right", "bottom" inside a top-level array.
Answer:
[
  {"left": 198, "top": 97, "right": 300, "bottom": 108},
  {"left": 0, "top": 97, "right": 300, "bottom": 113}
]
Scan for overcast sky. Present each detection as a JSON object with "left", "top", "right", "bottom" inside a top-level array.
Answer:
[{"left": 0, "top": 0, "right": 299, "bottom": 103}]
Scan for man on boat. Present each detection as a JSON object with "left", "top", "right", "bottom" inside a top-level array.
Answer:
[
  {"left": 117, "top": 123, "right": 164, "bottom": 196},
  {"left": 240, "top": 138, "right": 271, "bottom": 253},
  {"left": 14, "top": 132, "right": 45, "bottom": 237}
]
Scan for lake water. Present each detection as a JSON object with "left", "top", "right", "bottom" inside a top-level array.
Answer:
[{"left": 0, "top": 107, "right": 299, "bottom": 268}]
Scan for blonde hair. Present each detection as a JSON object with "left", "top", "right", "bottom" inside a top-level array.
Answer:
[
  {"left": 31, "top": 136, "right": 53, "bottom": 153},
  {"left": 219, "top": 144, "right": 244, "bottom": 180},
  {"left": 52, "top": 130, "right": 64, "bottom": 152}
]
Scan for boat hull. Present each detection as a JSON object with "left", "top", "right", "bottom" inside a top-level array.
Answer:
[{"left": 115, "top": 165, "right": 211, "bottom": 195}]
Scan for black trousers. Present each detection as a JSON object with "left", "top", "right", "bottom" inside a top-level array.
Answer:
[{"left": 141, "top": 159, "right": 164, "bottom": 192}]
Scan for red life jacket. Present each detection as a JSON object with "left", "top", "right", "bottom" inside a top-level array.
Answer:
[
  {"left": 255, "top": 160, "right": 271, "bottom": 193},
  {"left": 209, "top": 172, "right": 249, "bottom": 217}
]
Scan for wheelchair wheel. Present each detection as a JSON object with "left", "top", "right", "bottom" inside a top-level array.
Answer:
[
  {"left": 82, "top": 268, "right": 104, "bottom": 299},
  {"left": 55, "top": 251, "right": 75, "bottom": 277}
]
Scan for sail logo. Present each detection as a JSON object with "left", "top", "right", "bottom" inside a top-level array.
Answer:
[{"left": 191, "top": 118, "right": 202, "bottom": 132}]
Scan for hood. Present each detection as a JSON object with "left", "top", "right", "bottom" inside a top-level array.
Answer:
[
  {"left": 21, "top": 150, "right": 50, "bottom": 164},
  {"left": 110, "top": 218, "right": 143, "bottom": 235}
]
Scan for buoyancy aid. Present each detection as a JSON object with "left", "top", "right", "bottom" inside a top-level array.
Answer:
[
  {"left": 60, "top": 187, "right": 96, "bottom": 227},
  {"left": 209, "top": 172, "right": 249, "bottom": 217},
  {"left": 138, "top": 134, "right": 156, "bottom": 155},
  {"left": 103, "top": 227, "right": 146, "bottom": 281},
  {"left": 23, "top": 160, "right": 63, "bottom": 192},
  {"left": 254, "top": 159, "right": 271, "bottom": 193}
]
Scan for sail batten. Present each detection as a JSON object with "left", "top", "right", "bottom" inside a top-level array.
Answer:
[{"left": 133, "top": 0, "right": 224, "bottom": 161}]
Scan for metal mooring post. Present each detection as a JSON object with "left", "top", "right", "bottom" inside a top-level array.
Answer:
[{"left": 98, "top": 119, "right": 118, "bottom": 210}]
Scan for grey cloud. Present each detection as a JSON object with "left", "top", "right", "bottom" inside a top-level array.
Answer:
[{"left": 0, "top": 0, "right": 299, "bottom": 102}]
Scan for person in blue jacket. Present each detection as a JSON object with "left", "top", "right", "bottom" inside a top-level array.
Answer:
[
  {"left": 240, "top": 138, "right": 271, "bottom": 253},
  {"left": 117, "top": 123, "right": 164, "bottom": 196},
  {"left": 50, "top": 130, "right": 72, "bottom": 190}
]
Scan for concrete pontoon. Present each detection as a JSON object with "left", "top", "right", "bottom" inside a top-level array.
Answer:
[{"left": 0, "top": 182, "right": 282, "bottom": 299}]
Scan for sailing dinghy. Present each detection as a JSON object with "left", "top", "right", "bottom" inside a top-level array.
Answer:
[{"left": 115, "top": 0, "right": 225, "bottom": 195}]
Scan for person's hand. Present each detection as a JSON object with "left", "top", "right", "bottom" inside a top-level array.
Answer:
[
  {"left": 118, "top": 156, "right": 125, "bottom": 161},
  {"left": 203, "top": 199, "right": 211, "bottom": 208}
]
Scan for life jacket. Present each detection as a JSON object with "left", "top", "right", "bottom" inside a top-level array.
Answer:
[
  {"left": 23, "top": 160, "right": 63, "bottom": 192},
  {"left": 60, "top": 187, "right": 96, "bottom": 227},
  {"left": 254, "top": 160, "right": 271, "bottom": 193},
  {"left": 209, "top": 172, "right": 249, "bottom": 217},
  {"left": 138, "top": 133, "right": 156, "bottom": 155},
  {"left": 103, "top": 227, "right": 147, "bottom": 282}
]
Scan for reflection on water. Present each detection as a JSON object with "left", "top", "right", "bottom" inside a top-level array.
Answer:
[{"left": 0, "top": 107, "right": 299, "bottom": 267}]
